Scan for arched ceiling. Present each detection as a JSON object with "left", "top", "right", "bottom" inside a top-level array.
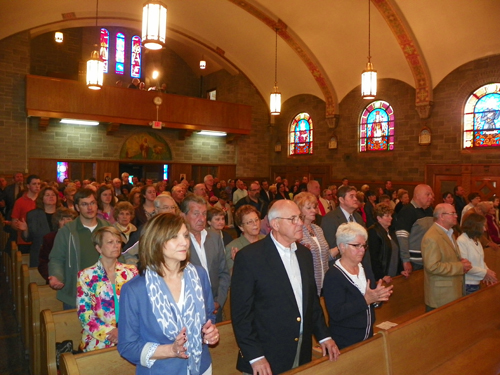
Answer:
[{"left": 3, "top": 0, "right": 500, "bottom": 117}]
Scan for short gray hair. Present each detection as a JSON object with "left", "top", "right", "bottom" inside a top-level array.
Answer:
[
  {"left": 336, "top": 222, "right": 367, "bottom": 247},
  {"left": 180, "top": 194, "right": 206, "bottom": 215},
  {"left": 267, "top": 200, "right": 299, "bottom": 222}
]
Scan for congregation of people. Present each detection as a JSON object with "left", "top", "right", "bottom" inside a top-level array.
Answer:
[{"left": 0, "top": 171, "right": 498, "bottom": 374}]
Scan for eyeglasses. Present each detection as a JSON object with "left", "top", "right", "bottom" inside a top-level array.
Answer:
[
  {"left": 442, "top": 212, "right": 458, "bottom": 216},
  {"left": 276, "top": 214, "right": 305, "bottom": 225},
  {"left": 243, "top": 218, "right": 260, "bottom": 226},
  {"left": 78, "top": 201, "right": 97, "bottom": 208},
  {"left": 346, "top": 243, "right": 367, "bottom": 250}
]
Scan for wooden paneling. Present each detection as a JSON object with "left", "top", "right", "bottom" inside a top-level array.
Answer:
[
  {"left": 427, "top": 164, "right": 500, "bottom": 200},
  {"left": 26, "top": 75, "right": 251, "bottom": 134},
  {"left": 96, "top": 161, "right": 119, "bottom": 182}
]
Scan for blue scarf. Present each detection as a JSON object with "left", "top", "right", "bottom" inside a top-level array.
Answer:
[{"left": 145, "top": 263, "right": 206, "bottom": 375}]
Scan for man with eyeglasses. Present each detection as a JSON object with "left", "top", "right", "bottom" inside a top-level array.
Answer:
[
  {"left": 182, "top": 194, "right": 230, "bottom": 322},
  {"left": 49, "top": 188, "right": 110, "bottom": 309},
  {"left": 421, "top": 203, "right": 472, "bottom": 311},
  {"left": 231, "top": 200, "right": 340, "bottom": 375},
  {"left": 234, "top": 182, "right": 268, "bottom": 222}
]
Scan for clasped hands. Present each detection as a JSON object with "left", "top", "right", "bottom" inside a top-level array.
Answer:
[{"left": 171, "top": 321, "right": 220, "bottom": 359}]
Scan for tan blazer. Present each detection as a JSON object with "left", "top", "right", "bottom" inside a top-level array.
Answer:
[{"left": 421, "top": 223, "right": 464, "bottom": 308}]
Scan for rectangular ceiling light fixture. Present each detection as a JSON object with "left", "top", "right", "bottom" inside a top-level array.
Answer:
[
  {"left": 197, "top": 130, "right": 227, "bottom": 137},
  {"left": 60, "top": 118, "right": 100, "bottom": 126}
]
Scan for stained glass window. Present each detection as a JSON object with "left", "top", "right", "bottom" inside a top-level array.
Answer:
[
  {"left": 131, "top": 35, "right": 142, "bottom": 78},
  {"left": 115, "top": 32, "right": 125, "bottom": 75},
  {"left": 57, "top": 162, "right": 68, "bottom": 183},
  {"left": 463, "top": 83, "right": 500, "bottom": 148},
  {"left": 289, "top": 113, "right": 313, "bottom": 155},
  {"left": 359, "top": 101, "right": 395, "bottom": 152},
  {"left": 100, "top": 28, "right": 109, "bottom": 73}
]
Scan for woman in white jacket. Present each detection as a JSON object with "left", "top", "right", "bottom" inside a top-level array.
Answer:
[{"left": 457, "top": 213, "right": 498, "bottom": 294}]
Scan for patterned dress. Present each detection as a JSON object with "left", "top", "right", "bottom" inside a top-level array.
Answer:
[{"left": 77, "top": 259, "right": 138, "bottom": 351}]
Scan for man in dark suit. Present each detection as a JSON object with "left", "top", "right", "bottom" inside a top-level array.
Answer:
[
  {"left": 260, "top": 179, "right": 274, "bottom": 203},
  {"left": 231, "top": 200, "right": 340, "bottom": 374},
  {"left": 182, "top": 194, "right": 230, "bottom": 323},
  {"left": 321, "top": 185, "right": 375, "bottom": 279}
]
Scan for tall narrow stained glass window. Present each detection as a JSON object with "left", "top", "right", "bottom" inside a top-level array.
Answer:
[
  {"left": 289, "top": 113, "right": 313, "bottom": 155},
  {"left": 463, "top": 83, "right": 500, "bottom": 148},
  {"left": 115, "top": 32, "right": 125, "bottom": 75},
  {"left": 131, "top": 36, "right": 142, "bottom": 78},
  {"left": 359, "top": 100, "right": 395, "bottom": 152},
  {"left": 100, "top": 28, "right": 109, "bottom": 73}
]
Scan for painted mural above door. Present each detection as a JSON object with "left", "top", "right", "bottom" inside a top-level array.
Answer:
[{"left": 120, "top": 131, "right": 172, "bottom": 160}]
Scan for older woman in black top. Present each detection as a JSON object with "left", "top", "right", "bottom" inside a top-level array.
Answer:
[
  {"left": 323, "top": 222, "right": 393, "bottom": 349},
  {"left": 274, "top": 182, "right": 290, "bottom": 200},
  {"left": 368, "top": 203, "right": 403, "bottom": 283}
]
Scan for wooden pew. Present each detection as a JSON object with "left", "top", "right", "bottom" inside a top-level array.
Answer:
[
  {"left": 283, "top": 334, "right": 389, "bottom": 375},
  {"left": 14, "top": 250, "right": 29, "bottom": 324},
  {"left": 21, "top": 264, "right": 48, "bottom": 350},
  {"left": 382, "top": 282, "right": 500, "bottom": 375},
  {"left": 374, "top": 269, "right": 426, "bottom": 328},
  {"left": 60, "top": 347, "right": 135, "bottom": 375},
  {"left": 40, "top": 309, "right": 81, "bottom": 375},
  {"left": 8, "top": 241, "right": 17, "bottom": 295},
  {"left": 28, "top": 282, "right": 64, "bottom": 375},
  {"left": 57, "top": 321, "right": 239, "bottom": 375},
  {"left": 210, "top": 320, "right": 239, "bottom": 375}
]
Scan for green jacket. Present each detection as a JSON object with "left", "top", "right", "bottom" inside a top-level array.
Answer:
[{"left": 48, "top": 217, "right": 109, "bottom": 306}]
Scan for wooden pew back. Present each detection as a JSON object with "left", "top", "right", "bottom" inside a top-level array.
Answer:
[
  {"left": 60, "top": 347, "right": 135, "bottom": 375},
  {"left": 21, "top": 264, "right": 47, "bottom": 348},
  {"left": 40, "top": 309, "right": 81, "bottom": 375},
  {"left": 14, "top": 251, "right": 29, "bottom": 324},
  {"left": 28, "top": 282, "right": 63, "bottom": 375},
  {"left": 383, "top": 282, "right": 500, "bottom": 375},
  {"left": 374, "top": 269, "right": 425, "bottom": 327},
  {"left": 284, "top": 334, "right": 388, "bottom": 375}
]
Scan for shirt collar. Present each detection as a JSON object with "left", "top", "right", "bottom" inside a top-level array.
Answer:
[{"left": 270, "top": 231, "right": 297, "bottom": 253}]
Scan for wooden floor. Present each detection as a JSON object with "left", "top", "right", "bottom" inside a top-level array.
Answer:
[{"left": 0, "top": 243, "right": 30, "bottom": 375}]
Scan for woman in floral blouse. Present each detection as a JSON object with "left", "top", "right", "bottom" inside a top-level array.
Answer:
[{"left": 77, "top": 226, "right": 138, "bottom": 352}]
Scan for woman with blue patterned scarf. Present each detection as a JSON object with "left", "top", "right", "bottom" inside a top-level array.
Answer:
[{"left": 118, "top": 213, "right": 219, "bottom": 375}]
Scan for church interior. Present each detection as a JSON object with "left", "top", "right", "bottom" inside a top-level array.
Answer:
[
  {"left": 0, "top": 0, "right": 499, "bottom": 198},
  {"left": 1, "top": 2, "right": 500, "bottom": 374}
]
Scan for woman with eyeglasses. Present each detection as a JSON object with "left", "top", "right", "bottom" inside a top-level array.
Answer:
[
  {"left": 323, "top": 222, "right": 393, "bottom": 349},
  {"left": 293, "top": 192, "right": 333, "bottom": 296},
  {"left": 225, "top": 205, "right": 265, "bottom": 274}
]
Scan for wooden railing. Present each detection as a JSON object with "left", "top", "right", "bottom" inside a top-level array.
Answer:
[{"left": 26, "top": 75, "right": 252, "bottom": 135}]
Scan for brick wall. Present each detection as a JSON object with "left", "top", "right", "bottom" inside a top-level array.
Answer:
[
  {"left": 202, "top": 70, "right": 270, "bottom": 178},
  {"left": 0, "top": 31, "right": 30, "bottom": 175}
]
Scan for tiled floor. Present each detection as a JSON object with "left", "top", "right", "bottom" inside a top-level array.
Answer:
[{"left": 0, "top": 253, "right": 30, "bottom": 375}]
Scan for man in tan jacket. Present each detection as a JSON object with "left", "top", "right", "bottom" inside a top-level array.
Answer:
[{"left": 421, "top": 203, "right": 472, "bottom": 311}]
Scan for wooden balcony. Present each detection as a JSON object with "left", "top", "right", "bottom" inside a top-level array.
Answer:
[{"left": 25, "top": 75, "right": 252, "bottom": 135}]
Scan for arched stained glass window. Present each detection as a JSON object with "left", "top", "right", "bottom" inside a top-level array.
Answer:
[
  {"left": 463, "top": 83, "right": 500, "bottom": 148},
  {"left": 131, "top": 35, "right": 142, "bottom": 78},
  {"left": 289, "top": 113, "right": 313, "bottom": 155},
  {"left": 115, "top": 32, "right": 125, "bottom": 75},
  {"left": 359, "top": 100, "right": 395, "bottom": 152},
  {"left": 100, "top": 28, "right": 109, "bottom": 73}
]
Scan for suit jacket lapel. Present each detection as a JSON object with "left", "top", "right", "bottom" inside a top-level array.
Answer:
[
  {"left": 435, "top": 225, "right": 461, "bottom": 260},
  {"left": 296, "top": 249, "right": 310, "bottom": 315}
]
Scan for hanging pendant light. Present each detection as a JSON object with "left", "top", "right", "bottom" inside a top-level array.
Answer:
[
  {"left": 361, "top": 0, "right": 377, "bottom": 99},
  {"left": 200, "top": 55, "right": 206, "bottom": 70},
  {"left": 55, "top": 32, "right": 63, "bottom": 43},
  {"left": 270, "top": 27, "right": 281, "bottom": 115},
  {"left": 86, "top": 0, "right": 103, "bottom": 90},
  {"left": 142, "top": 0, "right": 167, "bottom": 50}
]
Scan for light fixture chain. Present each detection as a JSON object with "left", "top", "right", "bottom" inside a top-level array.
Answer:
[
  {"left": 368, "top": 0, "right": 371, "bottom": 62},
  {"left": 274, "top": 28, "right": 278, "bottom": 85}
]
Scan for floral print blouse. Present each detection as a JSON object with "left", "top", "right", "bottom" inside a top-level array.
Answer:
[{"left": 77, "top": 259, "right": 138, "bottom": 352}]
